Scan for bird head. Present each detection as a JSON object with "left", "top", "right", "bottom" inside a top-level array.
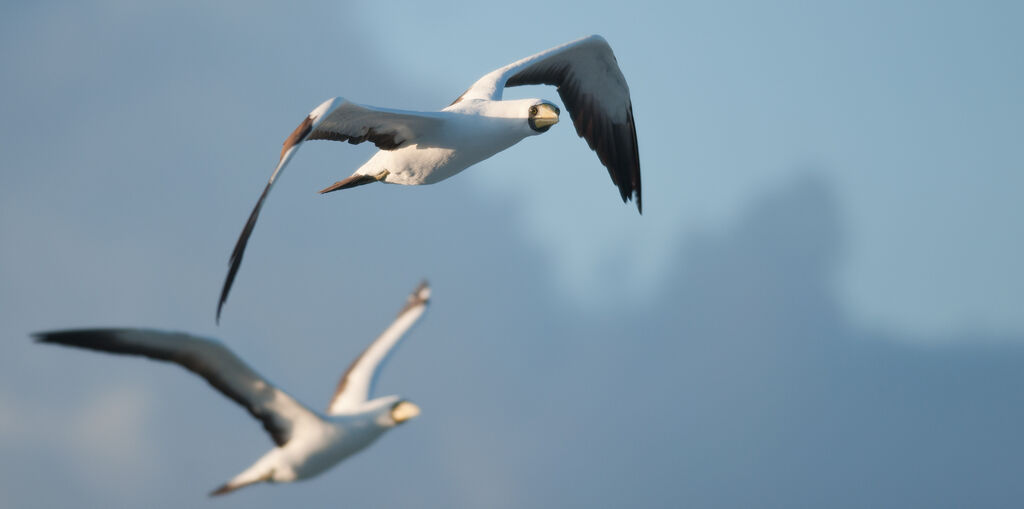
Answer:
[
  {"left": 389, "top": 399, "right": 421, "bottom": 426},
  {"left": 528, "top": 101, "right": 560, "bottom": 133}
]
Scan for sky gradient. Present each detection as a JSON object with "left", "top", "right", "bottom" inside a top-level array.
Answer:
[{"left": 2, "top": 1, "right": 1022, "bottom": 507}]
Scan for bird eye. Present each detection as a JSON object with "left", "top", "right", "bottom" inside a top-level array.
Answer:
[{"left": 529, "top": 106, "right": 538, "bottom": 116}]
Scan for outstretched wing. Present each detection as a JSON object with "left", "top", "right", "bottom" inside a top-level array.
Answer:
[
  {"left": 327, "top": 281, "right": 431, "bottom": 415},
  {"left": 35, "top": 328, "right": 321, "bottom": 447},
  {"left": 457, "top": 35, "right": 641, "bottom": 212},
  {"left": 217, "top": 98, "right": 445, "bottom": 322}
]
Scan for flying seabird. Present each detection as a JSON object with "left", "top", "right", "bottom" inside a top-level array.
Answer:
[
  {"left": 217, "top": 34, "right": 640, "bottom": 321},
  {"left": 36, "top": 282, "right": 431, "bottom": 496}
]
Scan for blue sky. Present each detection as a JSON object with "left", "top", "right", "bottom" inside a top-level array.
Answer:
[{"left": 1, "top": 1, "right": 1022, "bottom": 507}]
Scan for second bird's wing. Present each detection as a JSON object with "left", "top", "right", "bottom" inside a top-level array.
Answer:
[
  {"left": 326, "top": 281, "right": 431, "bottom": 415},
  {"left": 36, "top": 328, "right": 321, "bottom": 447}
]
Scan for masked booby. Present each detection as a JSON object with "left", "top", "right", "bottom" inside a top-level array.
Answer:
[
  {"left": 217, "top": 34, "right": 640, "bottom": 321},
  {"left": 36, "top": 282, "right": 431, "bottom": 496}
]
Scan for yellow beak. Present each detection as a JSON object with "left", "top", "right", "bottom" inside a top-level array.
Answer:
[
  {"left": 533, "top": 104, "right": 560, "bottom": 128},
  {"left": 391, "top": 401, "right": 421, "bottom": 423}
]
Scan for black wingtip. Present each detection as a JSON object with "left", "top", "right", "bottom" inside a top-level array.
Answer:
[
  {"left": 218, "top": 183, "right": 273, "bottom": 324},
  {"left": 32, "top": 330, "right": 78, "bottom": 345},
  {"left": 32, "top": 329, "right": 126, "bottom": 351},
  {"left": 616, "top": 184, "right": 642, "bottom": 215}
]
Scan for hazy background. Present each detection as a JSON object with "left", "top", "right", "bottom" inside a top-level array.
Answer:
[{"left": 2, "top": 1, "right": 1022, "bottom": 507}]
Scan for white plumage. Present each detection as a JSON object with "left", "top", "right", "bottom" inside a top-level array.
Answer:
[
  {"left": 218, "top": 35, "right": 640, "bottom": 321},
  {"left": 36, "top": 282, "right": 431, "bottom": 496}
]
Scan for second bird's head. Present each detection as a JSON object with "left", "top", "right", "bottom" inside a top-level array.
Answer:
[
  {"left": 387, "top": 399, "right": 421, "bottom": 427},
  {"left": 369, "top": 396, "right": 421, "bottom": 427}
]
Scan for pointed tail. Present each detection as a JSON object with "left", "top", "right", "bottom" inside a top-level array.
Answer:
[
  {"left": 208, "top": 469, "right": 273, "bottom": 497},
  {"left": 209, "top": 482, "right": 240, "bottom": 497},
  {"left": 318, "top": 172, "right": 384, "bottom": 194}
]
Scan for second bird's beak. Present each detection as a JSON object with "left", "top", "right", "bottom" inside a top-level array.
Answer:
[
  {"left": 533, "top": 104, "right": 560, "bottom": 129},
  {"left": 391, "top": 401, "right": 421, "bottom": 424}
]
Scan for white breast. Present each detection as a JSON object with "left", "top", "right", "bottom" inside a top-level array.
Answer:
[
  {"left": 354, "top": 104, "right": 534, "bottom": 186},
  {"left": 280, "top": 417, "right": 388, "bottom": 480}
]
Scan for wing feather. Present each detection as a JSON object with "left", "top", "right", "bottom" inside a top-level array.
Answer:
[
  {"left": 327, "top": 281, "right": 430, "bottom": 415},
  {"left": 216, "top": 98, "right": 445, "bottom": 322},
  {"left": 308, "top": 102, "right": 444, "bottom": 149},
  {"left": 35, "top": 328, "right": 321, "bottom": 446},
  {"left": 461, "top": 35, "right": 642, "bottom": 212}
]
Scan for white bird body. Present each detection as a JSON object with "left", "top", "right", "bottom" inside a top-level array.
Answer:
[
  {"left": 217, "top": 35, "right": 641, "bottom": 321},
  {"left": 345, "top": 98, "right": 543, "bottom": 186},
  {"left": 36, "top": 282, "right": 431, "bottom": 496},
  {"left": 225, "top": 396, "right": 399, "bottom": 486}
]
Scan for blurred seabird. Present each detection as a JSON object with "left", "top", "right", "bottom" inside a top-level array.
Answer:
[{"left": 36, "top": 282, "right": 431, "bottom": 496}]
